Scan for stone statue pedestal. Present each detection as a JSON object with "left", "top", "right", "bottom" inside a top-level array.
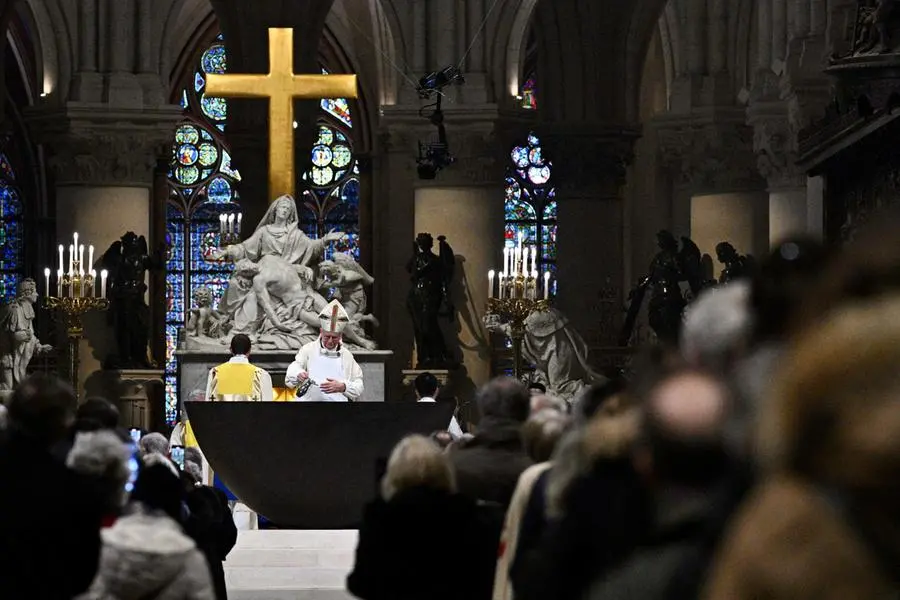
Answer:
[
  {"left": 176, "top": 349, "right": 393, "bottom": 404},
  {"left": 90, "top": 368, "right": 165, "bottom": 431},
  {"left": 401, "top": 369, "right": 450, "bottom": 401}
]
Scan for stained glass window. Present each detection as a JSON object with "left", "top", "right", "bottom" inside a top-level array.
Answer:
[
  {"left": 300, "top": 71, "right": 359, "bottom": 261},
  {"left": 165, "top": 34, "right": 241, "bottom": 424},
  {"left": 520, "top": 76, "right": 537, "bottom": 110},
  {"left": 505, "top": 133, "right": 557, "bottom": 295},
  {"left": 0, "top": 152, "right": 22, "bottom": 303}
]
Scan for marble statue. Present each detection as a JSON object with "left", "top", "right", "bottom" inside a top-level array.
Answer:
[
  {"left": 484, "top": 307, "right": 605, "bottom": 403},
  {"left": 0, "top": 279, "right": 52, "bottom": 392},
  {"left": 187, "top": 194, "right": 377, "bottom": 352},
  {"left": 186, "top": 286, "right": 225, "bottom": 338},
  {"left": 406, "top": 233, "right": 455, "bottom": 368},
  {"left": 101, "top": 232, "right": 161, "bottom": 368},
  {"left": 319, "top": 253, "right": 379, "bottom": 350}
]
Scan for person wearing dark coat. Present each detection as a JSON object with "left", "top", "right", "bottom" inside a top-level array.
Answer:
[
  {"left": 347, "top": 435, "right": 501, "bottom": 600},
  {"left": 184, "top": 484, "right": 238, "bottom": 600},
  {"left": 447, "top": 378, "right": 532, "bottom": 508},
  {"left": 0, "top": 374, "right": 104, "bottom": 600}
]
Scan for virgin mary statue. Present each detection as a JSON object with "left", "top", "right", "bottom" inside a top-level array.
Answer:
[{"left": 214, "top": 194, "right": 343, "bottom": 270}]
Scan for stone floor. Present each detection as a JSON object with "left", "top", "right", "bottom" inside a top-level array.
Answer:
[{"left": 226, "top": 530, "right": 357, "bottom": 600}]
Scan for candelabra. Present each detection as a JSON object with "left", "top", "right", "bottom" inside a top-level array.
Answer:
[
  {"left": 43, "top": 232, "right": 109, "bottom": 397},
  {"left": 218, "top": 212, "right": 243, "bottom": 245},
  {"left": 486, "top": 233, "right": 552, "bottom": 380}
]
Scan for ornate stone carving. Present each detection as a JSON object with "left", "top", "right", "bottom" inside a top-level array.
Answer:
[
  {"left": 657, "top": 120, "right": 764, "bottom": 193},
  {"left": 748, "top": 106, "right": 806, "bottom": 190},
  {"left": 26, "top": 104, "right": 183, "bottom": 186}
]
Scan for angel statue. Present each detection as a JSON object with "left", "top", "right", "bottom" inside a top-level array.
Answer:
[
  {"left": 0, "top": 279, "right": 52, "bottom": 394},
  {"left": 186, "top": 286, "right": 226, "bottom": 338},
  {"left": 483, "top": 307, "right": 606, "bottom": 404},
  {"left": 319, "top": 253, "right": 379, "bottom": 350},
  {"left": 101, "top": 232, "right": 162, "bottom": 368},
  {"left": 619, "top": 230, "right": 710, "bottom": 346},
  {"left": 406, "top": 233, "right": 455, "bottom": 368}
]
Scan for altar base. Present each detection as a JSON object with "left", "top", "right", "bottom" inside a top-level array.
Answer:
[{"left": 176, "top": 349, "right": 392, "bottom": 403}]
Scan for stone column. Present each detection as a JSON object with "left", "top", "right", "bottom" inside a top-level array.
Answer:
[
  {"left": 28, "top": 108, "right": 182, "bottom": 394},
  {"left": 749, "top": 104, "right": 809, "bottom": 245},
  {"left": 543, "top": 127, "right": 638, "bottom": 344},
  {"left": 657, "top": 117, "right": 769, "bottom": 262},
  {"left": 379, "top": 113, "right": 506, "bottom": 395}
]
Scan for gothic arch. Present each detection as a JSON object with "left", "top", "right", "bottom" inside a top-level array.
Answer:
[
  {"left": 161, "top": 0, "right": 217, "bottom": 88},
  {"left": 22, "top": 0, "right": 70, "bottom": 100}
]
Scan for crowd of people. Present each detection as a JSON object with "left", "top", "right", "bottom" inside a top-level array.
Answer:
[
  {"left": 3, "top": 214, "right": 900, "bottom": 599},
  {"left": 346, "top": 216, "right": 900, "bottom": 600},
  {"left": 0, "top": 376, "right": 235, "bottom": 600}
]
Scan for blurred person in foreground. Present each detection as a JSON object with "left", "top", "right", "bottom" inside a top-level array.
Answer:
[
  {"left": 347, "top": 435, "right": 499, "bottom": 600},
  {"left": 584, "top": 368, "right": 733, "bottom": 599},
  {"left": 80, "top": 456, "right": 215, "bottom": 600},
  {"left": 140, "top": 431, "right": 170, "bottom": 457},
  {"left": 493, "top": 409, "right": 571, "bottom": 600},
  {"left": 66, "top": 430, "right": 133, "bottom": 527},
  {"left": 703, "top": 296, "right": 900, "bottom": 599},
  {"left": 0, "top": 374, "right": 104, "bottom": 599},
  {"left": 513, "top": 383, "right": 647, "bottom": 600},
  {"left": 447, "top": 377, "right": 533, "bottom": 508}
]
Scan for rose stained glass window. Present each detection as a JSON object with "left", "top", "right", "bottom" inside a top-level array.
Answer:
[
  {"left": 504, "top": 133, "right": 557, "bottom": 296},
  {"left": 165, "top": 34, "right": 241, "bottom": 424},
  {"left": 0, "top": 153, "right": 22, "bottom": 302}
]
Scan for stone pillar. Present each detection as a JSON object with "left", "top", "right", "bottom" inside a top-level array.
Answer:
[
  {"left": 657, "top": 116, "right": 769, "bottom": 260},
  {"left": 28, "top": 108, "right": 182, "bottom": 395},
  {"left": 414, "top": 186, "right": 502, "bottom": 392},
  {"left": 544, "top": 127, "right": 638, "bottom": 344}
]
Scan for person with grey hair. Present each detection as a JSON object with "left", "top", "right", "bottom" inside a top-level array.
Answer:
[
  {"left": 447, "top": 377, "right": 533, "bottom": 508},
  {"left": 66, "top": 430, "right": 133, "bottom": 522},
  {"left": 139, "top": 432, "right": 169, "bottom": 457},
  {"left": 348, "top": 435, "right": 500, "bottom": 600},
  {"left": 680, "top": 280, "right": 752, "bottom": 371}
]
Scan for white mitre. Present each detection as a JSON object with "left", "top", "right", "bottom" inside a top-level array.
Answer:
[{"left": 319, "top": 299, "right": 350, "bottom": 334}]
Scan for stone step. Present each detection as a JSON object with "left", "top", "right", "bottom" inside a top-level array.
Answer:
[{"left": 225, "top": 530, "right": 358, "bottom": 600}]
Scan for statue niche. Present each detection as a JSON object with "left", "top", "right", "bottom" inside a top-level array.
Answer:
[
  {"left": 101, "top": 232, "right": 162, "bottom": 369},
  {"left": 406, "top": 233, "right": 455, "bottom": 368}
]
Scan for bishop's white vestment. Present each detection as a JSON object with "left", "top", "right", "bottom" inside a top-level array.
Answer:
[{"left": 285, "top": 340, "right": 364, "bottom": 402}]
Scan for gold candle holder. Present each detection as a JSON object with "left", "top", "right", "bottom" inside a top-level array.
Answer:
[{"left": 487, "top": 297, "right": 550, "bottom": 380}]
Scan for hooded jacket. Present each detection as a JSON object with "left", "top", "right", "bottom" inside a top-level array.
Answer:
[{"left": 80, "top": 507, "right": 215, "bottom": 600}]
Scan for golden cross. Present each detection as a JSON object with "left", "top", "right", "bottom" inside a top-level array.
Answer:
[{"left": 205, "top": 28, "right": 358, "bottom": 201}]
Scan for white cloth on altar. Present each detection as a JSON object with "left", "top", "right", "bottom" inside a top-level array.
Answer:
[
  {"left": 285, "top": 339, "right": 364, "bottom": 401},
  {"left": 418, "top": 397, "right": 464, "bottom": 438}
]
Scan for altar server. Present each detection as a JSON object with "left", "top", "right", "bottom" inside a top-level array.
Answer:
[
  {"left": 205, "top": 334, "right": 274, "bottom": 402},
  {"left": 286, "top": 300, "right": 364, "bottom": 402}
]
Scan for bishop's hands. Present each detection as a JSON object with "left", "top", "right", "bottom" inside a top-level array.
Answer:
[
  {"left": 285, "top": 368, "right": 308, "bottom": 389},
  {"left": 320, "top": 378, "right": 346, "bottom": 394}
]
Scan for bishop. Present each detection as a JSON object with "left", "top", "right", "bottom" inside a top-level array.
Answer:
[{"left": 286, "top": 300, "right": 364, "bottom": 402}]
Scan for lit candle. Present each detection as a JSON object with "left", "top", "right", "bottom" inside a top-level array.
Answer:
[
  {"left": 78, "top": 244, "right": 84, "bottom": 273},
  {"left": 56, "top": 269, "right": 62, "bottom": 297},
  {"left": 488, "top": 270, "right": 495, "bottom": 299},
  {"left": 73, "top": 232, "right": 78, "bottom": 258},
  {"left": 44, "top": 268, "right": 50, "bottom": 296},
  {"left": 68, "top": 244, "right": 74, "bottom": 275},
  {"left": 543, "top": 271, "right": 551, "bottom": 300},
  {"left": 498, "top": 273, "right": 505, "bottom": 299},
  {"left": 502, "top": 248, "right": 509, "bottom": 277},
  {"left": 219, "top": 214, "right": 226, "bottom": 235},
  {"left": 236, "top": 213, "right": 242, "bottom": 234},
  {"left": 531, "top": 247, "right": 537, "bottom": 274},
  {"left": 88, "top": 245, "right": 94, "bottom": 270},
  {"left": 58, "top": 245, "right": 64, "bottom": 274},
  {"left": 227, "top": 214, "right": 236, "bottom": 235},
  {"left": 100, "top": 270, "right": 108, "bottom": 299},
  {"left": 90, "top": 270, "right": 96, "bottom": 297}
]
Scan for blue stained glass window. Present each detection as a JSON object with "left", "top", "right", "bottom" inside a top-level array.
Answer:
[
  {"left": 0, "top": 160, "right": 23, "bottom": 302},
  {"left": 504, "top": 133, "right": 557, "bottom": 295},
  {"left": 300, "top": 121, "right": 360, "bottom": 261},
  {"left": 165, "top": 36, "right": 241, "bottom": 424},
  {"left": 320, "top": 69, "right": 353, "bottom": 128}
]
